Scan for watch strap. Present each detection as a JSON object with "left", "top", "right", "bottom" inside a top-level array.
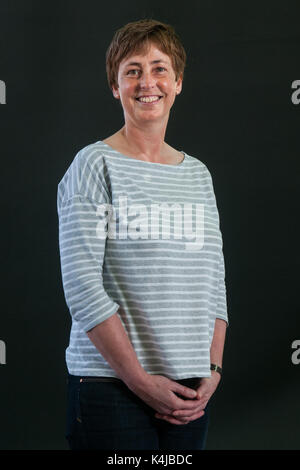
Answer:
[{"left": 210, "top": 363, "right": 222, "bottom": 375}]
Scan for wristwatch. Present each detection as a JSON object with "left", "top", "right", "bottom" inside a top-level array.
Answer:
[{"left": 210, "top": 363, "right": 222, "bottom": 376}]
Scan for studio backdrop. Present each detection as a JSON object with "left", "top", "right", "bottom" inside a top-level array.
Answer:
[{"left": 1, "top": 0, "right": 300, "bottom": 450}]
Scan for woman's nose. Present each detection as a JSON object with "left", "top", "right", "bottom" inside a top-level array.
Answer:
[{"left": 139, "top": 71, "right": 156, "bottom": 89}]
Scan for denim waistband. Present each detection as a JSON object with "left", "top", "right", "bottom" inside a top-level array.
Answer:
[
  {"left": 67, "top": 373, "right": 202, "bottom": 388},
  {"left": 68, "top": 374, "right": 124, "bottom": 384}
]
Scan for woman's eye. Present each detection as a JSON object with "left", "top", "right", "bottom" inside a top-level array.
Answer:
[{"left": 127, "top": 67, "right": 166, "bottom": 76}]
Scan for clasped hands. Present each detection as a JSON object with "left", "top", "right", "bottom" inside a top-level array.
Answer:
[{"left": 155, "top": 371, "right": 221, "bottom": 425}]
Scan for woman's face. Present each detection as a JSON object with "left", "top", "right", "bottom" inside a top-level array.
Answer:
[{"left": 112, "top": 42, "right": 182, "bottom": 125}]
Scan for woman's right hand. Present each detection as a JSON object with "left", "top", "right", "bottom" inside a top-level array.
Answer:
[{"left": 127, "top": 374, "right": 203, "bottom": 420}]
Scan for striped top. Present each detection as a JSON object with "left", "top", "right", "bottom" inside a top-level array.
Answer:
[{"left": 57, "top": 140, "right": 228, "bottom": 380}]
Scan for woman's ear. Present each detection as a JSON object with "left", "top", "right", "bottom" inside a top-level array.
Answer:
[
  {"left": 175, "top": 75, "right": 183, "bottom": 95},
  {"left": 112, "top": 86, "right": 119, "bottom": 99}
]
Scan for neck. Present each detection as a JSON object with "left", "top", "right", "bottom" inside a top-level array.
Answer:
[{"left": 118, "top": 119, "right": 169, "bottom": 163}]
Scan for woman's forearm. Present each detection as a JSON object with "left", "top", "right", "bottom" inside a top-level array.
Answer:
[
  {"left": 86, "top": 311, "right": 149, "bottom": 388},
  {"left": 210, "top": 318, "right": 227, "bottom": 367}
]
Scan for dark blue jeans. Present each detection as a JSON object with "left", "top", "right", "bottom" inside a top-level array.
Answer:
[{"left": 66, "top": 374, "right": 210, "bottom": 450}]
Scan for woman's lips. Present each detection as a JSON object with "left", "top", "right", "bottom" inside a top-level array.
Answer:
[{"left": 136, "top": 96, "right": 163, "bottom": 105}]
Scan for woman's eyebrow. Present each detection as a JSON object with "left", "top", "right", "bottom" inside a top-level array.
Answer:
[{"left": 125, "top": 59, "right": 168, "bottom": 67}]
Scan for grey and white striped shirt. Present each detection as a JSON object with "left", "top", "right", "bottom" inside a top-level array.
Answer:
[{"left": 57, "top": 140, "right": 228, "bottom": 379}]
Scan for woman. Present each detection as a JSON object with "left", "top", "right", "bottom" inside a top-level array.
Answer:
[{"left": 57, "top": 18, "right": 228, "bottom": 450}]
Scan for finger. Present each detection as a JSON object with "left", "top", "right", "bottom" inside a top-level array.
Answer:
[
  {"left": 182, "top": 410, "right": 206, "bottom": 423},
  {"left": 155, "top": 413, "right": 189, "bottom": 425},
  {"left": 195, "top": 386, "right": 210, "bottom": 402},
  {"left": 173, "top": 408, "right": 205, "bottom": 419},
  {"left": 172, "top": 405, "right": 202, "bottom": 416},
  {"left": 172, "top": 403, "right": 202, "bottom": 416},
  {"left": 195, "top": 384, "right": 206, "bottom": 399},
  {"left": 172, "top": 398, "right": 209, "bottom": 416},
  {"left": 156, "top": 409, "right": 205, "bottom": 425},
  {"left": 172, "top": 382, "right": 197, "bottom": 399},
  {"left": 173, "top": 395, "right": 201, "bottom": 411}
]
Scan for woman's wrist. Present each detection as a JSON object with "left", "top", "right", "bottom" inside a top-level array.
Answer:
[
  {"left": 124, "top": 369, "right": 151, "bottom": 392},
  {"left": 210, "top": 363, "right": 222, "bottom": 376}
]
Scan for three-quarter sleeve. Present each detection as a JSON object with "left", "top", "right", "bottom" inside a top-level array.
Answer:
[
  {"left": 203, "top": 164, "right": 229, "bottom": 327},
  {"left": 215, "top": 244, "right": 229, "bottom": 326},
  {"left": 58, "top": 193, "right": 120, "bottom": 332},
  {"left": 57, "top": 148, "right": 120, "bottom": 333}
]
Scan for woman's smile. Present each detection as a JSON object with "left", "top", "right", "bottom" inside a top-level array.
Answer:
[{"left": 136, "top": 95, "right": 164, "bottom": 105}]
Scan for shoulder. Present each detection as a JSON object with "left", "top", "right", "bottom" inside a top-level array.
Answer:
[
  {"left": 73, "top": 140, "right": 107, "bottom": 169},
  {"left": 57, "top": 140, "right": 110, "bottom": 204},
  {"left": 64, "top": 140, "right": 109, "bottom": 181},
  {"left": 182, "top": 151, "right": 216, "bottom": 195},
  {"left": 182, "top": 149, "right": 212, "bottom": 175}
]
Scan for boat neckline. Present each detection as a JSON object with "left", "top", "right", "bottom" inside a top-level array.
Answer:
[{"left": 97, "top": 140, "right": 187, "bottom": 167}]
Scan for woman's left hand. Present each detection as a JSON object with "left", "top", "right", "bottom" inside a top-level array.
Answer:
[{"left": 154, "top": 371, "right": 221, "bottom": 425}]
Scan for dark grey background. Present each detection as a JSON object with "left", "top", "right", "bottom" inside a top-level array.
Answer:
[{"left": 1, "top": 0, "right": 300, "bottom": 450}]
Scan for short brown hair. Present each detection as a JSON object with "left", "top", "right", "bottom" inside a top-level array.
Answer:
[{"left": 105, "top": 18, "right": 186, "bottom": 91}]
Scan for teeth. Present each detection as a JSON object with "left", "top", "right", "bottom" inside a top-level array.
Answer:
[{"left": 138, "top": 96, "right": 161, "bottom": 103}]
